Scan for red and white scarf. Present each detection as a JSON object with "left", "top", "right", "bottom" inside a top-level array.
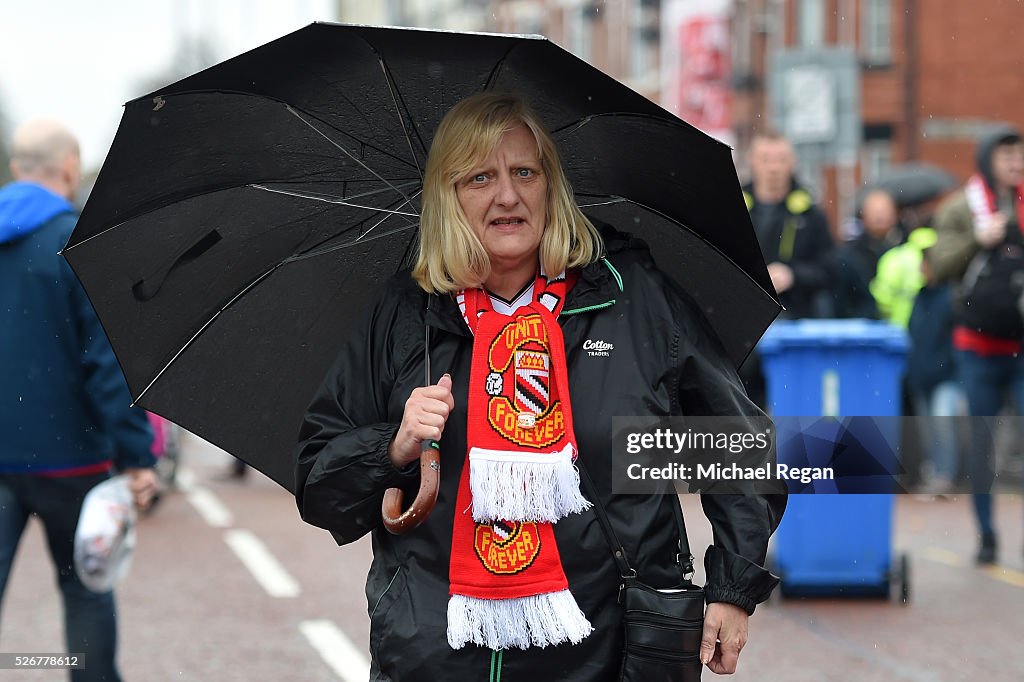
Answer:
[
  {"left": 965, "top": 173, "right": 1024, "bottom": 238},
  {"left": 447, "top": 270, "right": 593, "bottom": 651}
]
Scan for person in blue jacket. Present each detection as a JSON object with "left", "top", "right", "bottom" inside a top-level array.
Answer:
[{"left": 0, "top": 119, "right": 158, "bottom": 682}]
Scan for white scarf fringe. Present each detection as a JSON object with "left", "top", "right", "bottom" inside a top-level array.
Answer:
[
  {"left": 447, "top": 590, "right": 593, "bottom": 650},
  {"left": 469, "top": 444, "right": 591, "bottom": 523}
]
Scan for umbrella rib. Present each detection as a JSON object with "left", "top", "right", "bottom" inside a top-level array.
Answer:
[
  {"left": 133, "top": 211, "right": 413, "bottom": 403},
  {"left": 575, "top": 196, "right": 628, "bottom": 209},
  {"left": 132, "top": 89, "right": 422, "bottom": 173},
  {"left": 249, "top": 184, "right": 419, "bottom": 217},
  {"left": 550, "top": 111, "right": 710, "bottom": 141},
  {"left": 482, "top": 40, "right": 524, "bottom": 90},
  {"left": 377, "top": 57, "right": 426, "bottom": 181},
  {"left": 354, "top": 188, "right": 423, "bottom": 241},
  {"left": 282, "top": 221, "right": 419, "bottom": 264},
  {"left": 263, "top": 179, "right": 421, "bottom": 202},
  {"left": 585, "top": 196, "right": 781, "bottom": 303},
  {"left": 285, "top": 105, "right": 418, "bottom": 208},
  {"left": 281, "top": 187, "right": 423, "bottom": 263},
  {"left": 62, "top": 179, "right": 420, "bottom": 255},
  {"left": 133, "top": 266, "right": 280, "bottom": 405},
  {"left": 134, "top": 191, "right": 421, "bottom": 402}
]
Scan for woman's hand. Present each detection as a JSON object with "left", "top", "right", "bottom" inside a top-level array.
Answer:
[
  {"left": 388, "top": 374, "right": 455, "bottom": 469},
  {"left": 700, "top": 601, "right": 749, "bottom": 674}
]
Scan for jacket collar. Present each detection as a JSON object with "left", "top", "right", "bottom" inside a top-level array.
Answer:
[
  {"left": 0, "top": 181, "right": 75, "bottom": 245},
  {"left": 425, "top": 258, "right": 621, "bottom": 337}
]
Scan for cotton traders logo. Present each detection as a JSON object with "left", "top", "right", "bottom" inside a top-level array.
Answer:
[{"left": 583, "top": 339, "right": 614, "bottom": 357}]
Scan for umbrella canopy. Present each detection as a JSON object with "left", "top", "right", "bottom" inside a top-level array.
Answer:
[
  {"left": 864, "top": 162, "right": 958, "bottom": 208},
  {"left": 63, "top": 23, "right": 780, "bottom": 492}
]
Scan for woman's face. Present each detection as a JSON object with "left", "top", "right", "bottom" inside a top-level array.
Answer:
[{"left": 456, "top": 123, "right": 547, "bottom": 274}]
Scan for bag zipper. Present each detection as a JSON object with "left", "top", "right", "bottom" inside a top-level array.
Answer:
[
  {"left": 626, "top": 645, "right": 702, "bottom": 663},
  {"left": 625, "top": 613, "right": 705, "bottom": 629}
]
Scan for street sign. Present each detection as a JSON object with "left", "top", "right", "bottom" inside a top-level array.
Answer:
[
  {"left": 768, "top": 48, "right": 861, "bottom": 164},
  {"left": 782, "top": 65, "right": 837, "bottom": 144}
]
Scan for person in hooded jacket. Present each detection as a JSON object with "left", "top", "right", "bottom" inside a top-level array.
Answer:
[
  {"left": 930, "top": 125, "right": 1024, "bottom": 564},
  {"left": 0, "top": 119, "right": 157, "bottom": 682},
  {"left": 295, "top": 93, "right": 786, "bottom": 681}
]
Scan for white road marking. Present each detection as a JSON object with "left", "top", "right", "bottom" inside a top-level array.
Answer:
[
  {"left": 299, "top": 619, "right": 371, "bottom": 682},
  {"left": 175, "top": 467, "right": 234, "bottom": 528},
  {"left": 224, "top": 528, "right": 300, "bottom": 598},
  {"left": 175, "top": 468, "right": 196, "bottom": 491},
  {"left": 186, "top": 487, "right": 235, "bottom": 528}
]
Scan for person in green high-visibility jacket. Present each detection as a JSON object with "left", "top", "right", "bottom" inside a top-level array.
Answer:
[{"left": 870, "top": 226, "right": 938, "bottom": 327}]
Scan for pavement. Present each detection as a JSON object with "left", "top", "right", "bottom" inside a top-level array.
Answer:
[{"left": 1, "top": 432, "right": 1022, "bottom": 681}]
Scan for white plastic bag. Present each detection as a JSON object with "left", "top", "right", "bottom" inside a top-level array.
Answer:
[{"left": 73, "top": 475, "right": 137, "bottom": 593}]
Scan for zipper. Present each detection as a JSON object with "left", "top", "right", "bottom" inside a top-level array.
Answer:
[
  {"left": 368, "top": 566, "right": 402, "bottom": 671},
  {"left": 560, "top": 258, "right": 623, "bottom": 317},
  {"left": 369, "top": 566, "right": 401, "bottom": 619},
  {"left": 561, "top": 300, "right": 616, "bottom": 316},
  {"left": 624, "top": 614, "right": 705, "bottom": 629}
]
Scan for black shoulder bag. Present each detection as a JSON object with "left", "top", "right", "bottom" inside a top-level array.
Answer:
[
  {"left": 957, "top": 240, "right": 1024, "bottom": 339},
  {"left": 577, "top": 464, "right": 705, "bottom": 681}
]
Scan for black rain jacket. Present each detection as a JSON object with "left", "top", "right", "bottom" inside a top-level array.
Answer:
[
  {"left": 742, "top": 180, "right": 837, "bottom": 319},
  {"left": 295, "top": 231, "right": 786, "bottom": 681}
]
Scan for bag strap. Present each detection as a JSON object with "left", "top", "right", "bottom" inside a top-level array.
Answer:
[
  {"left": 669, "top": 487, "right": 696, "bottom": 580},
  {"left": 577, "top": 462, "right": 634, "bottom": 579},
  {"left": 577, "top": 460, "right": 694, "bottom": 583}
]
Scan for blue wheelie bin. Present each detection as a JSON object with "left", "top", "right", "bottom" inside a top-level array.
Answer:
[{"left": 758, "top": 319, "right": 909, "bottom": 600}]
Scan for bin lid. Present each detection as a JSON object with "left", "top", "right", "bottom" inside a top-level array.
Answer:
[{"left": 758, "top": 318, "right": 908, "bottom": 354}]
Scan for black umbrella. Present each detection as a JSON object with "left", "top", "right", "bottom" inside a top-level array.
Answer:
[
  {"left": 63, "top": 23, "right": 780, "bottom": 493},
  {"left": 865, "top": 162, "right": 958, "bottom": 208}
]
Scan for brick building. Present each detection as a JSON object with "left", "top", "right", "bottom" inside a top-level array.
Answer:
[
  {"left": 489, "top": 0, "right": 663, "bottom": 101},
  {"left": 337, "top": 0, "right": 663, "bottom": 102},
  {"left": 731, "top": 0, "right": 1024, "bottom": 232},
  {"left": 336, "top": 0, "right": 1023, "bottom": 232}
]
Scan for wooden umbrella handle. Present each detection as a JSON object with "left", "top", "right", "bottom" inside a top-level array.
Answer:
[{"left": 381, "top": 441, "right": 441, "bottom": 534}]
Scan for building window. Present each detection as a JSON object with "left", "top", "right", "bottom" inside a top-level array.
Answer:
[
  {"left": 630, "top": 1, "right": 659, "bottom": 79},
  {"left": 861, "top": 139, "right": 893, "bottom": 184},
  {"left": 798, "top": 0, "right": 825, "bottom": 47},
  {"left": 862, "top": 0, "right": 892, "bottom": 64},
  {"left": 732, "top": 0, "right": 752, "bottom": 76},
  {"left": 567, "top": 4, "right": 593, "bottom": 62},
  {"left": 510, "top": 1, "right": 544, "bottom": 36}
]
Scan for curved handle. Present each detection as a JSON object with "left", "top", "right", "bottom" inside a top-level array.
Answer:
[{"left": 381, "top": 441, "right": 441, "bottom": 535}]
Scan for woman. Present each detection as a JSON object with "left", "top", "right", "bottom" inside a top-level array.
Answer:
[{"left": 294, "top": 93, "right": 784, "bottom": 680}]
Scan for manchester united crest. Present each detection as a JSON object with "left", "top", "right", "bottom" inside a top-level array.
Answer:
[
  {"left": 485, "top": 314, "right": 566, "bottom": 448},
  {"left": 474, "top": 520, "right": 542, "bottom": 575}
]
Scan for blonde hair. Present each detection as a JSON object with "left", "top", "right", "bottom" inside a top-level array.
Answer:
[{"left": 413, "top": 92, "right": 602, "bottom": 293}]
